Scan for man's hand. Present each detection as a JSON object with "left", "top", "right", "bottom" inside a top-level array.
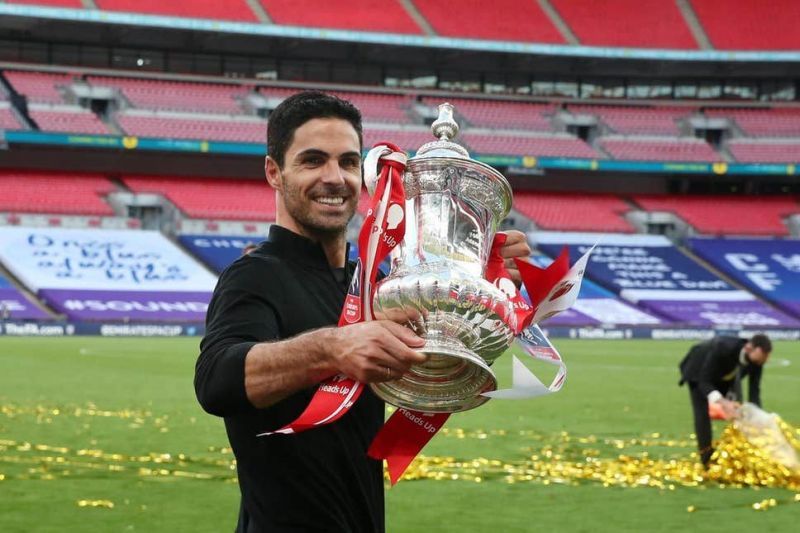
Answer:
[
  {"left": 327, "top": 320, "right": 427, "bottom": 383},
  {"left": 497, "top": 230, "right": 532, "bottom": 287},
  {"left": 718, "top": 398, "right": 741, "bottom": 420}
]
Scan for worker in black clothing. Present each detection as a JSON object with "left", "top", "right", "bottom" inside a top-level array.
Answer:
[
  {"left": 678, "top": 333, "right": 772, "bottom": 467},
  {"left": 194, "top": 91, "right": 531, "bottom": 532}
]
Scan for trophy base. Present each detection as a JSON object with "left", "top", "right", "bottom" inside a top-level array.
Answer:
[{"left": 369, "top": 335, "right": 497, "bottom": 413}]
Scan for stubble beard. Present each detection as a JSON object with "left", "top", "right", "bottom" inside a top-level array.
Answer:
[{"left": 282, "top": 179, "right": 356, "bottom": 241}]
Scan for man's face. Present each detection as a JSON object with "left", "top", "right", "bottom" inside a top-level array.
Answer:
[
  {"left": 267, "top": 118, "right": 361, "bottom": 238},
  {"left": 746, "top": 344, "right": 770, "bottom": 366}
]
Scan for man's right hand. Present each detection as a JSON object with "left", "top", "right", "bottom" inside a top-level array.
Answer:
[
  {"left": 718, "top": 398, "right": 741, "bottom": 420},
  {"left": 327, "top": 320, "right": 427, "bottom": 383}
]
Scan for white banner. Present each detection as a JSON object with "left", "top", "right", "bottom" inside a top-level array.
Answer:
[{"left": 0, "top": 227, "right": 217, "bottom": 292}]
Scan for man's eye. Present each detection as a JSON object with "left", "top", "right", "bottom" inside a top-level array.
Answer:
[
  {"left": 304, "top": 157, "right": 323, "bottom": 166},
  {"left": 341, "top": 158, "right": 360, "bottom": 169}
]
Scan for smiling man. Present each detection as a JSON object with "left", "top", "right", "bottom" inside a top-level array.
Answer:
[{"left": 195, "top": 91, "right": 531, "bottom": 532}]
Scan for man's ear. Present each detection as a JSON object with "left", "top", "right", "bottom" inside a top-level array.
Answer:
[{"left": 265, "top": 156, "right": 283, "bottom": 191}]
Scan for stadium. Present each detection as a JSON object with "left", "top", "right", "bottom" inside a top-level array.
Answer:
[{"left": 0, "top": 1, "right": 798, "bottom": 531}]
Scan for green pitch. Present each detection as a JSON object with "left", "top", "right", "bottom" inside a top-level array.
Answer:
[{"left": 0, "top": 337, "right": 798, "bottom": 532}]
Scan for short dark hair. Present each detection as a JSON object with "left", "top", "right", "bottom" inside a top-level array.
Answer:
[
  {"left": 749, "top": 333, "right": 772, "bottom": 353},
  {"left": 267, "top": 91, "right": 363, "bottom": 168}
]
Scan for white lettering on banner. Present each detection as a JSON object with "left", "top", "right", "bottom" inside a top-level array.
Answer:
[
  {"left": 725, "top": 253, "right": 768, "bottom": 272},
  {"left": 398, "top": 409, "right": 438, "bottom": 434},
  {"left": 746, "top": 272, "right": 781, "bottom": 291},
  {"left": 4, "top": 323, "right": 66, "bottom": 336},
  {"left": 771, "top": 254, "right": 800, "bottom": 273},
  {"left": 100, "top": 324, "right": 183, "bottom": 336},
  {"left": 0, "top": 227, "right": 217, "bottom": 292},
  {"left": 699, "top": 312, "right": 780, "bottom": 326},
  {"left": 192, "top": 238, "right": 252, "bottom": 249},
  {"left": 0, "top": 299, "right": 26, "bottom": 311},
  {"left": 652, "top": 329, "right": 716, "bottom": 340},
  {"left": 63, "top": 299, "right": 208, "bottom": 313}
]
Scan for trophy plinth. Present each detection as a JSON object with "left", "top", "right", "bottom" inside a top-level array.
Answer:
[{"left": 370, "top": 103, "right": 515, "bottom": 413}]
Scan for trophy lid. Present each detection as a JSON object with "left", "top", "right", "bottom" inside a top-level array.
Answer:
[{"left": 413, "top": 103, "right": 470, "bottom": 159}]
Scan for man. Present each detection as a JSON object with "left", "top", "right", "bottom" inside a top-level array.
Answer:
[
  {"left": 195, "top": 91, "right": 531, "bottom": 532},
  {"left": 678, "top": 333, "right": 772, "bottom": 467}
]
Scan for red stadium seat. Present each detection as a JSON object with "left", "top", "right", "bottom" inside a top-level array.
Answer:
[
  {"left": 116, "top": 111, "right": 266, "bottom": 143},
  {"left": 259, "top": 0, "right": 423, "bottom": 34},
  {"left": 123, "top": 176, "right": 277, "bottom": 221},
  {"left": 413, "top": 0, "right": 564, "bottom": 42},
  {"left": 551, "top": 0, "right": 698, "bottom": 49},
  {"left": 705, "top": 108, "right": 800, "bottom": 137},
  {"left": 632, "top": 195, "right": 798, "bottom": 236},
  {"left": 424, "top": 97, "right": 555, "bottom": 131},
  {"left": 88, "top": 76, "right": 249, "bottom": 114},
  {"left": 363, "top": 128, "right": 434, "bottom": 153},
  {"left": 4, "top": 1, "right": 83, "bottom": 7},
  {"left": 514, "top": 192, "right": 635, "bottom": 233},
  {"left": 28, "top": 105, "right": 111, "bottom": 135},
  {"left": 0, "top": 104, "right": 23, "bottom": 130},
  {"left": 0, "top": 171, "right": 116, "bottom": 215},
  {"left": 94, "top": 0, "right": 258, "bottom": 22},
  {"left": 4, "top": 70, "right": 76, "bottom": 104},
  {"left": 570, "top": 105, "right": 694, "bottom": 136},
  {"left": 599, "top": 137, "right": 719, "bottom": 162},
  {"left": 691, "top": 0, "right": 800, "bottom": 50},
  {"left": 727, "top": 140, "right": 800, "bottom": 163},
  {"left": 462, "top": 133, "right": 599, "bottom": 158}
]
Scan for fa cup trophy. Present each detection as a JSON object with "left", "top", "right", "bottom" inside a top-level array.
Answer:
[{"left": 370, "top": 103, "right": 516, "bottom": 413}]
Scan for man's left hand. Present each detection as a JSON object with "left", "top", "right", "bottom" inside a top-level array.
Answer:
[{"left": 497, "top": 230, "right": 531, "bottom": 287}]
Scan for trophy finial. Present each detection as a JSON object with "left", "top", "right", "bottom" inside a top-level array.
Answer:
[{"left": 431, "top": 102, "right": 459, "bottom": 141}]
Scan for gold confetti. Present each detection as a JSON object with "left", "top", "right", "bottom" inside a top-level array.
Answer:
[
  {"left": 77, "top": 499, "right": 115, "bottom": 509},
  {"left": 686, "top": 505, "right": 696, "bottom": 513}
]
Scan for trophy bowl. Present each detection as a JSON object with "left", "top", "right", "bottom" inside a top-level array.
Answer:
[{"left": 370, "top": 103, "right": 515, "bottom": 413}]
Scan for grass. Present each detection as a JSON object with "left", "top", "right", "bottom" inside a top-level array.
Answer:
[{"left": 0, "top": 337, "right": 798, "bottom": 532}]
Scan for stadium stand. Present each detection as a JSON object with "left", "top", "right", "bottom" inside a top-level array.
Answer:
[
  {"left": 259, "top": 87, "right": 414, "bottom": 124},
  {"left": 599, "top": 137, "right": 718, "bottom": 162},
  {"left": 0, "top": 103, "right": 23, "bottom": 130},
  {"left": 93, "top": 0, "right": 258, "bottom": 22},
  {"left": 259, "top": 0, "right": 423, "bottom": 34},
  {"left": 513, "top": 192, "right": 635, "bottom": 233},
  {"left": 690, "top": 0, "right": 800, "bottom": 50},
  {"left": 115, "top": 110, "right": 266, "bottom": 143},
  {"left": 122, "top": 176, "right": 277, "bottom": 221},
  {"left": 550, "top": 0, "right": 698, "bottom": 49},
  {"left": 27, "top": 104, "right": 111, "bottom": 135},
  {"left": 727, "top": 139, "right": 800, "bottom": 163},
  {"left": 412, "top": 0, "right": 565, "bottom": 42},
  {"left": 363, "top": 127, "right": 434, "bottom": 152},
  {"left": 3, "top": 70, "right": 73, "bottom": 104},
  {"left": 424, "top": 97, "right": 554, "bottom": 131},
  {"left": 463, "top": 133, "right": 598, "bottom": 158},
  {"left": 632, "top": 195, "right": 798, "bottom": 236},
  {"left": 570, "top": 105, "right": 691, "bottom": 136},
  {"left": 4, "top": 0, "right": 82, "bottom": 7},
  {"left": 704, "top": 108, "right": 800, "bottom": 137},
  {"left": 88, "top": 76, "right": 249, "bottom": 114},
  {"left": 0, "top": 171, "right": 116, "bottom": 215}
]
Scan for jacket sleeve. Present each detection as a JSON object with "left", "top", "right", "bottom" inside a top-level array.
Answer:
[
  {"left": 194, "top": 261, "right": 281, "bottom": 417},
  {"left": 695, "top": 339, "right": 725, "bottom": 397}
]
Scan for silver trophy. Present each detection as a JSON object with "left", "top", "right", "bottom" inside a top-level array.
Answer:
[{"left": 371, "top": 103, "right": 515, "bottom": 413}]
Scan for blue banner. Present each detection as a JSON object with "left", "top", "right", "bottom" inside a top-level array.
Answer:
[
  {"left": 688, "top": 238, "right": 800, "bottom": 319},
  {"left": 178, "top": 234, "right": 264, "bottom": 273}
]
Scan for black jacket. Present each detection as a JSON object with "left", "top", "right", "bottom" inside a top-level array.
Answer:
[
  {"left": 195, "top": 225, "right": 385, "bottom": 533},
  {"left": 678, "top": 336, "right": 762, "bottom": 406}
]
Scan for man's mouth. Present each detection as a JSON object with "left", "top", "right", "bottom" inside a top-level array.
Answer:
[{"left": 315, "top": 196, "right": 346, "bottom": 206}]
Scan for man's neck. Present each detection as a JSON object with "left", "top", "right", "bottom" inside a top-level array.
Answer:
[{"left": 277, "top": 221, "right": 347, "bottom": 268}]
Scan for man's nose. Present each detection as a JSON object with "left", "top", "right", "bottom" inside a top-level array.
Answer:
[{"left": 320, "top": 160, "right": 346, "bottom": 183}]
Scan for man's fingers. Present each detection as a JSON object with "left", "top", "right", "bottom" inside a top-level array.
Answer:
[
  {"left": 378, "top": 320, "right": 426, "bottom": 349},
  {"left": 498, "top": 230, "right": 531, "bottom": 259}
]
